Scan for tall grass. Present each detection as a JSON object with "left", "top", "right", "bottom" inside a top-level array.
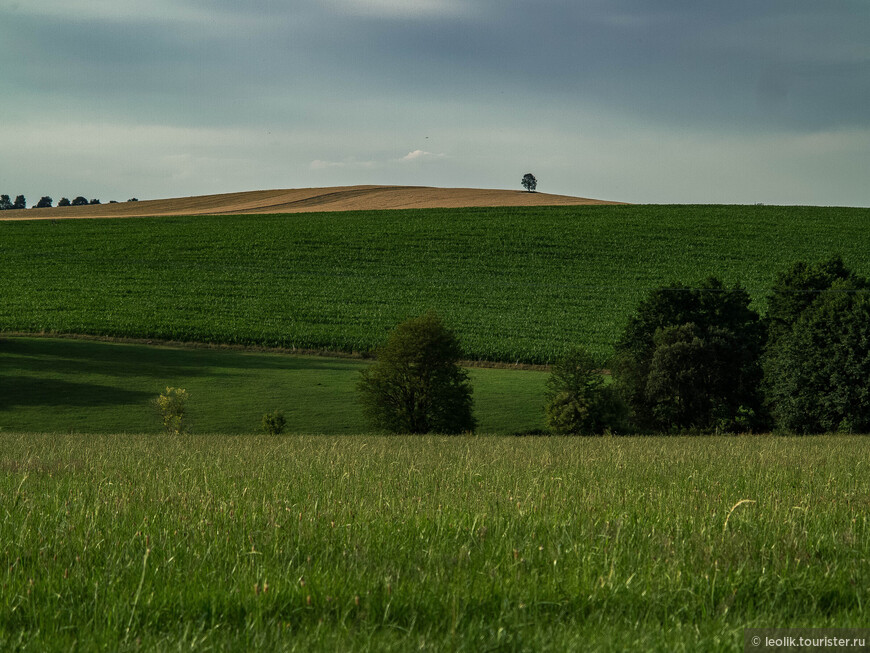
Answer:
[{"left": 2, "top": 433, "right": 867, "bottom": 651}]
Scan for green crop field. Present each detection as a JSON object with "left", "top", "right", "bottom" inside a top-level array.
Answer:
[
  {"left": 0, "top": 337, "right": 548, "bottom": 435},
  {"left": 1, "top": 433, "right": 867, "bottom": 651},
  {"left": 2, "top": 205, "right": 869, "bottom": 363}
]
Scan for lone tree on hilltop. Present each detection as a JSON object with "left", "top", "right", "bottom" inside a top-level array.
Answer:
[
  {"left": 521, "top": 173, "right": 537, "bottom": 192},
  {"left": 357, "top": 311, "right": 476, "bottom": 434}
]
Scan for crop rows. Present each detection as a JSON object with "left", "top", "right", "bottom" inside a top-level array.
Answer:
[{"left": 1, "top": 205, "right": 869, "bottom": 362}]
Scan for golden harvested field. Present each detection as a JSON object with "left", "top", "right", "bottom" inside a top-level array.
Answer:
[{"left": 0, "top": 185, "right": 622, "bottom": 220}]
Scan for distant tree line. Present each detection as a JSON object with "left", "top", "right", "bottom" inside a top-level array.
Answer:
[
  {"left": 0, "top": 194, "right": 139, "bottom": 209},
  {"left": 362, "top": 256, "right": 870, "bottom": 435}
]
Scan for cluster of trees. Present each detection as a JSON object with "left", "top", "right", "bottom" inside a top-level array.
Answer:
[
  {"left": 0, "top": 195, "right": 27, "bottom": 210},
  {"left": 1, "top": 194, "right": 139, "bottom": 209},
  {"left": 360, "top": 257, "right": 870, "bottom": 435}
]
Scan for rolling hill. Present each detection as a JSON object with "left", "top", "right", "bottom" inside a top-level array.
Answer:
[{"left": 0, "top": 185, "right": 622, "bottom": 221}]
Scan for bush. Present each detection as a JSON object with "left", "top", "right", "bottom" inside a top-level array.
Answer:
[
  {"left": 262, "top": 410, "right": 287, "bottom": 435},
  {"left": 357, "top": 312, "right": 475, "bottom": 434},
  {"left": 154, "top": 387, "right": 189, "bottom": 435},
  {"left": 544, "top": 347, "right": 625, "bottom": 435},
  {"left": 613, "top": 278, "right": 766, "bottom": 433},
  {"left": 764, "top": 258, "right": 870, "bottom": 433}
]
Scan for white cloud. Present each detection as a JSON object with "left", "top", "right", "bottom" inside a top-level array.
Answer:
[
  {"left": 401, "top": 149, "right": 446, "bottom": 162},
  {"left": 322, "top": 0, "right": 469, "bottom": 18}
]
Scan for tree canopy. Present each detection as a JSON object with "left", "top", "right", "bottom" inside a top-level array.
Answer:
[{"left": 357, "top": 312, "right": 475, "bottom": 434}]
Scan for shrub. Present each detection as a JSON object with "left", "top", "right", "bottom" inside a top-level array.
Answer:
[
  {"left": 262, "top": 410, "right": 287, "bottom": 435},
  {"left": 613, "top": 278, "right": 766, "bottom": 433},
  {"left": 357, "top": 312, "right": 475, "bottom": 434},
  {"left": 764, "top": 258, "right": 870, "bottom": 433},
  {"left": 545, "top": 347, "right": 625, "bottom": 435},
  {"left": 154, "top": 387, "right": 189, "bottom": 435}
]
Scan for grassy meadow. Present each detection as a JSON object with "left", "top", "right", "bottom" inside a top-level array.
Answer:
[
  {"left": 0, "top": 337, "right": 548, "bottom": 435},
  {"left": 2, "top": 205, "right": 869, "bottom": 362},
  {"left": 1, "top": 433, "right": 867, "bottom": 651}
]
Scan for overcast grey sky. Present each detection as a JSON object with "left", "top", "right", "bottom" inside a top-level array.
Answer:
[{"left": 2, "top": 1, "right": 868, "bottom": 205}]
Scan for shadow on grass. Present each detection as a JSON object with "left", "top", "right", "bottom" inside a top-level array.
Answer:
[
  {"left": 1, "top": 337, "right": 367, "bottom": 379},
  {"left": 2, "top": 377, "right": 153, "bottom": 408}
]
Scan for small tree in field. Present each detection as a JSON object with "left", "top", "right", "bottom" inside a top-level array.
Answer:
[
  {"left": 521, "top": 173, "right": 537, "bottom": 192},
  {"left": 154, "top": 387, "right": 189, "bottom": 435},
  {"left": 58, "top": 197, "right": 71, "bottom": 207},
  {"left": 36, "top": 196, "right": 53, "bottom": 208},
  {"left": 13, "top": 195, "right": 26, "bottom": 209},
  {"left": 545, "top": 347, "right": 625, "bottom": 435},
  {"left": 358, "top": 312, "right": 475, "bottom": 434},
  {"left": 262, "top": 410, "right": 287, "bottom": 435}
]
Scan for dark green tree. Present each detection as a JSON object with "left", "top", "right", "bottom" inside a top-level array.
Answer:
[
  {"left": 613, "top": 278, "right": 766, "bottom": 432},
  {"left": 358, "top": 312, "right": 475, "bottom": 434},
  {"left": 71, "top": 196, "right": 89, "bottom": 206},
  {"left": 13, "top": 195, "right": 26, "bottom": 209},
  {"left": 0, "top": 195, "right": 12, "bottom": 210},
  {"left": 58, "top": 197, "right": 71, "bottom": 207},
  {"left": 765, "top": 255, "right": 855, "bottom": 347},
  {"left": 521, "top": 173, "right": 537, "bottom": 192},
  {"left": 36, "top": 196, "right": 53, "bottom": 208},
  {"left": 764, "top": 257, "right": 870, "bottom": 433},
  {"left": 89, "top": 198, "right": 101, "bottom": 205},
  {"left": 545, "top": 347, "right": 625, "bottom": 435}
]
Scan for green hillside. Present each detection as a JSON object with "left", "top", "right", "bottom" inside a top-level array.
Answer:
[{"left": 2, "top": 205, "right": 868, "bottom": 362}]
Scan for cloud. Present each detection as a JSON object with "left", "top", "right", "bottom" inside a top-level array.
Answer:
[
  {"left": 401, "top": 150, "right": 446, "bottom": 162},
  {"left": 321, "top": 0, "right": 470, "bottom": 19}
]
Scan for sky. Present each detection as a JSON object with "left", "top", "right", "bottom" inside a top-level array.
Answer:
[{"left": 1, "top": 0, "right": 868, "bottom": 206}]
